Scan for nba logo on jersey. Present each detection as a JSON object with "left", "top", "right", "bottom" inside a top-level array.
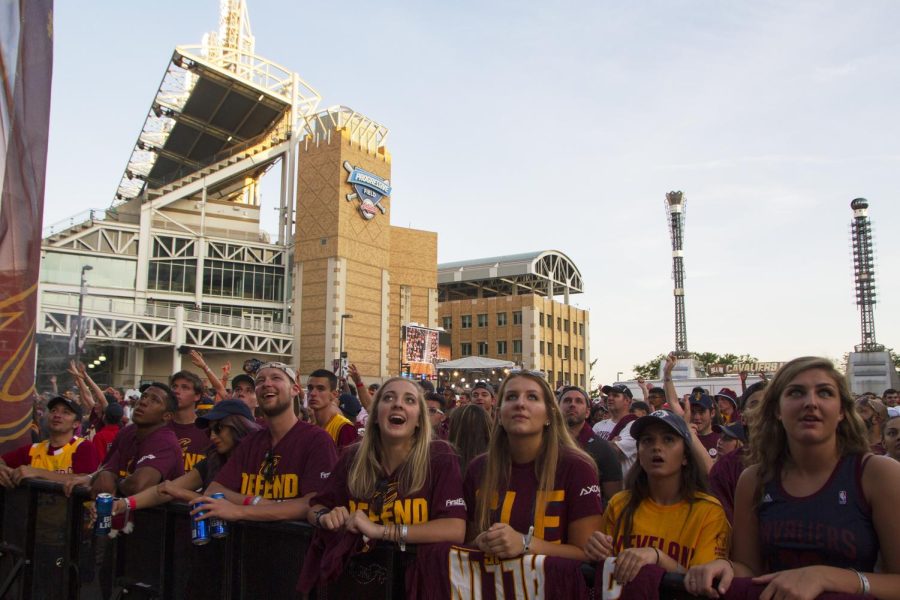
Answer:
[
  {"left": 838, "top": 490, "right": 848, "bottom": 505},
  {"left": 762, "top": 493, "right": 773, "bottom": 503}
]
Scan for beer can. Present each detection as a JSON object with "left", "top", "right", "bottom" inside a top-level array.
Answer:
[
  {"left": 95, "top": 493, "right": 114, "bottom": 536},
  {"left": 210, "top": 492, "right": 228, "bottom": 539},
  {"left": 192, "top": 500, "right": 210, "bottom": 546}
]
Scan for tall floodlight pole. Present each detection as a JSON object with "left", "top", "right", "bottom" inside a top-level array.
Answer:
[
  {"left": 850, "top": 198, "right": 882, "bottom": 352},
  {"left": 665, "top": 191, "right": 689, "bottom": 358},
  {"left": 73, "top": 265, "right": 93, "bottom": 364}
]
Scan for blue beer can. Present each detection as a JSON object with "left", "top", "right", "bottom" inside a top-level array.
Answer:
[
  {"left": 95, "top": 493, "right": 114, "bottom": 536},
  {"left": 210, "top": 492, "right": 228, "bottom": 539},
  {"left": 192, "top": 500, "right": 210, "bottom": 546}
]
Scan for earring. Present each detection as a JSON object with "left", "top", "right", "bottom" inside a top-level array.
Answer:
[{"left": 544, "top": 421, "right": 550, "bottom": 427}]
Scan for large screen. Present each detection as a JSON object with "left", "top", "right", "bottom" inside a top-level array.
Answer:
[{"left": 401, "top": 325, "right": 451, "bottom": 377}]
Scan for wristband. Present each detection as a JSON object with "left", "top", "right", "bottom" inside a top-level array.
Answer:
[
  {"left": 250, "top": 495, "right": 263, "bottom": 506},
  {"left": 522, "top": 525, "right": 534, "bottom": 554},
  {"left": 242, "top": 496, "right": 253, "bottom": 506},
  {"left": 850, "top": 569, "right": 870, "bottom": 595},
  {"left": 399, "top": 524, "right": 408, "bottom": 552},
  {"left": 355, "top": 382, "right": 364, "bottom": 388},
  {"left": 654, "top": 547, "right": 661, "bottom": 564},
  {"left": 126, "top": 496, "right": 137, "bottom": 512},
  {"left": 313, "top": 508, "right": 329, "bottom": 528}
]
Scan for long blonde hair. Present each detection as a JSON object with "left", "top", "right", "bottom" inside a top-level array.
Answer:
[
  {"left": 749, "top": 356, "right": 869, "bottom": 502},
  {"left": 473, "top": 372, "right": 594, "bottom": 535},
  {"left": 348, "top": 377, "right": 433, "bottom": 498}
]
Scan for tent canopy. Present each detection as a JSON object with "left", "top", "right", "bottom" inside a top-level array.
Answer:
[{"left": 437, "top": 357, "right": 516, "bottom": 370}]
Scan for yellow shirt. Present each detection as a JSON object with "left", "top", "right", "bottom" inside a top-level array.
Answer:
[
  {"left": 28, "top": 438, "right": 86, "bottom": 473},
  {"left": 602, "top": 490, "right": 730, "bottom": 568},
  {"left": 324, "top": 412, "right": 353, "bottom": 444}
]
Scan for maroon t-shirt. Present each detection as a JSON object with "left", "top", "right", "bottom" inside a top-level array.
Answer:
[
  {"left": 215, "top": 419, "right": 337, "bottom": 500},
  {"left": 313, "top": 440, "right": 466, "bottom": 524},
  {"left": 168, "top": 420, "right": 210, "bottom": 472},
  {"left": 2, "top": 438, "right": 100, "bottom": 474},
  {"left": 463, "top": 448, "right": 602, "bottom": 544},
  {"left": 708, "top": 447, "right": 747, "bottom": 525},
  {"left": 696, "top": 431, "right": 721, "bottom": 460},
  {"left": 335, "top": 422, "right": 358, "bottom": 449},
  {"left": 102, "top": 424, "right": 185, "bottom": 481}
]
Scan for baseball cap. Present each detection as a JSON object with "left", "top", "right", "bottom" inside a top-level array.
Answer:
[
  {"left": 648, "top": 387, "right": 666, "bottom": 397},
  {"left": 714, "top": 422, "right": 747, "bottom": 443},
  {"left": 631, "top": 410, "right": 692, "bottom": 446},
  {"left": 715, "top": 388, "right": 739, "bottom": 408},
  {"left": 339, "top": 393, "right": 362, "bottom": 419},
  {"left": 231, "top": 373, "right": 255, "bottom": 389},
  {"left": 690, "top": 394, "right": 715, "bottom": 411},
  {"left": 601, "top": 384, "right": 633, "bottom": 399},
  {"left": 47, "top": 396, "right": 84, "bottom": 421},
  {"left": 472, "top": 381, "right": 495, "bottom": 395},
  {"left": 105, "top": 402, "right": 124, "bottom": 422},
  {"left": 257, "top": 362, "right": 297, "bottom": 383},
  {"left": 195, "top": 399, "right": 254, "bottom": 428}
]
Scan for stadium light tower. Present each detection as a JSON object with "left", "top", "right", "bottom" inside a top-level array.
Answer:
[
  {"left": 846, "top": 198, "right": 898, "bottom": 393},
  {"left": 665, "top": 191, "right": 689, "bottom": 357},
  {"left": 850, "top": 198, "right": 881, "bottom": 352}
]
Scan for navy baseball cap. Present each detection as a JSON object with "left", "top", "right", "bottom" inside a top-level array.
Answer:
[
  {"left": 601, "top": 384, "right": 633, "bottom": 399},
  {"left": 631, "top": 410, "right": 692, "bottom": 446},
  {"left": 231, "top": 373, "right": 255, "bottom": 389},
  {"left": 105, "top": 402, "right": 124, "bottom": 421},
  {"left": 690, "top": 394, "right": 715, "bottom": 411},
  {"left": 339, "top": 393, "right": 362, "bottom": 419},
  {"left": 714, "top": 422, "right": 747, "bottom": 443},
  {"left": 473, "top": 381, "right": 495, "bottom": 395},
  {"left": 195, "top": 399, "right": 254, "bottom": 428},
  {"left": 47, "top": 396, "right": 84, "bottom": 421}
]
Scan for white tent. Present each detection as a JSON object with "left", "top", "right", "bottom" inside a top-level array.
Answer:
[{"left": 436, "top": 357, "right": 516, "bottom": 370}]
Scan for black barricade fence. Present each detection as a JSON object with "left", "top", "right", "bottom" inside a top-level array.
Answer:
[{"left": 1, "top": 480, "right": 866, "bottom": 600}]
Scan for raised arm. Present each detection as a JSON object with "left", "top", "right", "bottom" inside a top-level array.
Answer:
[
  {"left": 189, "top": 350, "right": 227, "bottom": 401},
  {"left": 78, "top": 363, "right": 108, "bottom": 411},
  {"left": 348, "top": 364, "right": 371, "bottom": 411}
]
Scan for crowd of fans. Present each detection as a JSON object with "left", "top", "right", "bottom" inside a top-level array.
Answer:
[{"left": 5, "top": 351, "right": 900, "bottom": 599}]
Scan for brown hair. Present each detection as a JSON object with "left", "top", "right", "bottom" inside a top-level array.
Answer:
[{"left": 448, "top": 404, "right": 491, "bottom": 477}]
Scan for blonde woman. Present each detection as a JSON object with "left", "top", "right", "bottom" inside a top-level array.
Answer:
[
  {"left": 306, "top": 377, "right": 466, "bottom": 545},
  {"left": 686, "top": 357, "right": 900, "bottom": 599},
  {"left": 464, "top": 371, "right": 601, "bottom": 560}
]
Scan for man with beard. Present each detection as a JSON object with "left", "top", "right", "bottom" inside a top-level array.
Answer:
[
  {"left": 558, "top": 386, "right": 622, "bottom": 505},
  {"left": 197, "top": 362, "right": 337, "bottom": 522}
]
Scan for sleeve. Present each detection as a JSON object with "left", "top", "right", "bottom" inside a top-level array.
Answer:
[
  {"left": 133, "top": 432, "right": 184, "bottom": 480},
  {"left": 2, "top": 444, "right": 33, "bottom": 469},
  {"left": 298, "top": 429, "right": 338, "bottom": 496},
  {"left": 310, "top": 449, "right": 352, "bottom": 509},
  {"left": 688, "top": 499, "right": 732, "bottom": 566},
  {"left": 427, "top": 443, "right": 467, "bottom": 521},
  {"left": 336, "top": 423, "right": 358, "bottom": 448},
  {"left": 213, "top": 440, "right": 246, "bottom": 492},
  {"left": 72, "top": 440, "right": 100, "bottom": 474},
  {"left": 590, "top": 439, "right": 623, "bottom": 483},
  {"left": 462, "top": 455, "right": 485, "bottom": 523},
  {"left": 613, "top": 422, "right": 637, "bottom": 463},
  {"left": 563, "top": 453, "right": 602, "bottom": 523}
]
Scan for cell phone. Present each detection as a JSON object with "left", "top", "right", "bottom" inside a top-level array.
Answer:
[{"left": 177, "top": 345, "right": 191, "bottom": 355}]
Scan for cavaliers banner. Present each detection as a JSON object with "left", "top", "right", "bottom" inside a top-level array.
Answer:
[{"left": 0, "top": 0, "right": 54, "bottom": 453}]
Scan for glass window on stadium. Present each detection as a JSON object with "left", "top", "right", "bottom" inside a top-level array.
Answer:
[
  {"left": 148, "top": 236, "right": 197, "bottom": 293},
  {"left": 539, "top": 341, "right": 545, "bottom": 354},
  {"left": 461, "top": 315, "right": 472, "bottom": 328},
  {"left": 477, "top": 342, "right": 488, "bottom": 356},
  {"left": 497, "top": 341, "right": 507, "bottom": 355},
  {"left": 513, "top": 339, "right": 522, "bottom": 354},
  {"left": 477, "top": 314, "right": 488, "bottom": 328},
  {"left": 202, "top": 260, "right": 284, "bottom": 301},
  {"left": 443, "top": 316, "right": 452, "bottom": 330},
  {"left": 539, "top": 312, "right": 544, "bottom": 326},
  {"left": 41, "top": 253, "right": 137, "bottom": 289},
  {"left": 497, "top": 312, "right": 507, "bottom": 326},
  {"left": 461, "top": 342, "right": 472, "bottom": 356},
  {"left": 513, "top": 311, "right": 522, "bottom": 325}
]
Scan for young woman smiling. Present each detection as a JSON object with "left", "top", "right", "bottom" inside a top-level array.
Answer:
[
  {"left": 464, "top": 371, "right": 602, "bottom": 560},
  {"left": 306, "top": 377, "right": 466, "bottom": 546},
  {"left": 585, "top": 410, "right": 729, "bottom": 585},
  {"left": 686, "top": 357, "right": 900, "bottom": 599}
]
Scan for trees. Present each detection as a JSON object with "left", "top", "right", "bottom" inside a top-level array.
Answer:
[{"left": 631, "top": 352, "right": 758, "bottom": 380}]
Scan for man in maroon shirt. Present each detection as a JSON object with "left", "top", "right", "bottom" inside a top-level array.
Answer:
[
  {"left": 168, "top": 370, "right": 211, "bottom": 472},
  {"left": 196, "top": 362, "right": 338, "bottom": 523},
  {"left": 86, "top": 383, "right": 185, "bottom": 498},
  {"left": 558, "top": 386, "right": 623, "bottom": 505},
  {"left": 690, "top": 393, "right": 720, "bottom": 460}
]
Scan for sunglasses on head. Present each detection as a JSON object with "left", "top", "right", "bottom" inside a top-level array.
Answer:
[{"left": 261, "top": 449, "right": 277, "bottom": 484}]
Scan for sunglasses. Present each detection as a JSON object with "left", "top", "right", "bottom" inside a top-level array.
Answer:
[
  {"left": 261, "top": 450, "right": 277, "bottom": 484},
  {"left": 427, "top": 408, "right": 444, "bottom": 415}
]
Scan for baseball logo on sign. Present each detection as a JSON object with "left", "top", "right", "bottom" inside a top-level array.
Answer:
[{"left": 343, "top": 161, "right": 391, "bottom": 220}]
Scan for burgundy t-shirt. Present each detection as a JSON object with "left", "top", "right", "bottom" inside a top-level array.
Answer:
[
  {"left": 2, "top": 438, "right": 100, "bottom": 474},
  {"left": 102, "top": 424, "right": 185, "bottom": 481},
  {"left": 335, "top": 422, "right": 358, "bottom": 449},
  {"left": 696, "top": 431, "right": 721, "bottom": 460},
  {"left": 168, "top": 420, "right": 211, "bottom": 472},
  {"left": 313, "top": 440, "right": 466, "bottom": 524},
  {"left": 708, "top": 447, "right": 747, "bottom": 525},
  {"left": 463, "top": 448, "right": 602, "bottom": 544},
  {"left": 215, "top": 419, "right": 337, "bottom": 500}
]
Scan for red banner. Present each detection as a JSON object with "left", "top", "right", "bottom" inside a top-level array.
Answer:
[{"left": 0, "top": 0, "right": 54, "bottom": 452}]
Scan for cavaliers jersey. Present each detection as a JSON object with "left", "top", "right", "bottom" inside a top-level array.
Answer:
[
  {"left": 29, "top": 437, "right": 87, "bottom": 473},
  {"left": 758, "top": 453, "right": 878, "bottom": 572},
  {"left": 406, "top": 543, "right": 591, "bottom": 599}
]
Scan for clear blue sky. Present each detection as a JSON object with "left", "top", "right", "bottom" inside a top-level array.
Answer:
[{"left": 45, "top": 1, "right": 900, "bottom": 385}]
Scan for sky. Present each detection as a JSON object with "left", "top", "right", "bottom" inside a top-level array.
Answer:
[{"left": 44, "top": 1, "right": 900, "bottom": 385}]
